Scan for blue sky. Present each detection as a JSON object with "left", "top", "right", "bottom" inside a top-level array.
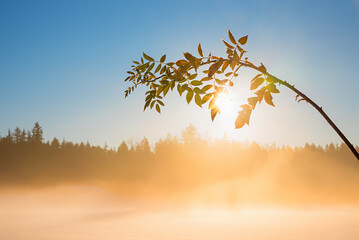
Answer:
[{"left": 1, "top": 0, "right": 358, "bottom": 147}]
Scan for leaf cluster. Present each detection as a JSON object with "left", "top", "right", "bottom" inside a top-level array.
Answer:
[{"left": 124, "top": 30, "right": 281, "bottom": 129}]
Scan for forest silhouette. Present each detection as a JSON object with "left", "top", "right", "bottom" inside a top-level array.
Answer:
[{"left": 1, "top": 122, "right": 359, "bottom": 205}]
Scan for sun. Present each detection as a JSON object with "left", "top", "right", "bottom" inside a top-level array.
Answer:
[
  {"left": 215, "top": 92, "right": 236, "bottom": 115},
  {"left": 212, "top": 91, "right": 239, "bottom": 138}
]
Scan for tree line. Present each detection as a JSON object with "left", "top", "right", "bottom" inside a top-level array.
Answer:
[{"left": 1, "top": 122, "right": 359, "bottom": 204}]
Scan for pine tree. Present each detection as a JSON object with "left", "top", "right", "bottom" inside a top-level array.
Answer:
[
  {"left": 181, "top": 124, "right": 198, "bottom": 144},
  {"left": 3, "top": 130, "right": 13, "bottom": 144},
  {"left": 31, "top": 122, "right": 43, "bottom": 143},
  {"left": 20, "top": 129, "right": 26, "bottom": 143},
  {"left": 117, "top": 141, "right": 129, "bottom": 154},
  {"left": 26, "top": 131, "right": 32, "bottom": 142},
  {"left": 51, "top": 137, "right": 60, "bottom": 149},
  {"left": 137, "top": 137, "right": 151, "bottom": 152},
  {"left": 14, "top": 127, "right": 22, "bottom": 143}
]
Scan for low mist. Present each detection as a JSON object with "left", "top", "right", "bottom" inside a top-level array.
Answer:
[{"left": 1, "top": 124, "right": 359, "bottom": 206}]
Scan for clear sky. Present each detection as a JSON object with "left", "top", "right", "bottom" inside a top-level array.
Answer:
[{"left": 1, "top": 0, "right": 358, "bottom": 147}]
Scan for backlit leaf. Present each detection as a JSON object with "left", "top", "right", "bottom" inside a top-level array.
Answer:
[
  {"left": 248, "top": 97, "right": 258, "bottom": 109},
  {"left": 201, "top": 85, "right": 213, "bottom": 92},
  {"left": 228, "top": 30, "right": 237, "bottom": 45},
  {"left": 264, "top": 91, "right": 275, "bottom": 106},
  {"left": 155, "top": 104, "right": 161, "bottom": 113},
  {"left": 201, "top": 77, "right": 211, "bottom": 81},
  {"left": 144, "top": 100, "right": 151, "bottom": 111},
  {"left": 157, "top": 100, "right": 164, "bottom": 106},
  {"left": 201, "top": 93, "right": 213, "bottom": 104},
  {"left": 251, "top": 74, "right": 262, "bottom": 83},
  {"left": 160, "top": 54, "right": 166, "bottom": 63},
  {"left": 191, "top": 80, "right": 202, "bottom": 86},
  {"left": 211, "top": 107, "right": 220, "bottom": 121},
  {"left": 143, "top": 52, "right": 154, "bottom": 61},
  {"left": 184, "top": 52, "right": 196, "bottom": 62},
  {"left": 198, "top": 43, "right": 203, "bottom": 57},
  {"left": 235, "top": 112, "right": 246, "bottom": 129},
  {"left": 222, "top": 39, "right": 234, "bottom": 49},
  {"left": 250, "top": 77, "right": 264, "bottom": 90},
  {"left": 186, "top": 90, "right": 194, "bottom": 104},
  {"left": 163, "top": 84, "right": 170, "bottom": 96},
  {"left": 238, "top": 35, "right": 248, "bottom": 45},
  {"left": 222, "top": 60, "right": 229, "bottom": 72},
  {"left": 255, "top": 87, "right": 266, "bottom": 103},
  {"left": 147, "top": 62, "right": 155, "bottom": 72},
  {"left": 266, "top": 75, "right": 277, "bottom": 83},
  {"left": 267, "top": 83, "right": 280, "bottom": 93},
  {"left": 155, "top": 64, "right": 162, "bottom": 73},
  {"left": 208, "top": 60, "right": 223, "bottom": 78},
  {"left": 258, "top": 63, "right": 267, "bottom": 73},
  {"left": 195, "top": 93, "right": 202, "bottom": 107},
  {"left": 188, "top": 74, "right": 198, "bottom": 80},
  {"left": 160, "top": 65, "right": 166, "bottom": 74},
  {"left": 176, "top": 59, "right": 188, "bottom": 66}
]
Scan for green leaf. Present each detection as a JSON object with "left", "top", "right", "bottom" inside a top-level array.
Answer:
[
  {"left": 147, "top": 62, "right": 155, "bottom": 72},
  {"left": 266, "top": 75, "right": 277, "bottom": 83},
  {"left": 155, "top": 64, "right": 162, "bottom": 73},
  {"left": 198, "top": 43, "right": 203, "bottom": 57},
  {"left": 191, "top": 80, "right": 202, "bottom": 86},
  {"left": 228, "top": 30, "right": 237, "bottom": 45},
  {"left": 163, "top": 84, "right": 170, "bottom": 96},
  {"left": 208, "top": 60, "right": 223, "bottom": 78},
  {"left": 186, "top": 90, "right": 194, "bottom": 104},
  {"left": 176, "top": 59, "right": 188, "bottom": 66},
  {"left": 156, "top": 86, "right": 164, "bottom": 96},
  {"left": 157, "top": 100, "right": 164, "bottom": 106},
  {"left": 238, "top": 35, "right": 248, "bottom": 45},
  {"left": 195, "top": 93, "right": 202, "bottom": 107},
  {"left": 150, "top": 100, "right": 156, "bottom": 109},
  {"left": 188, "top": 73, "right": 198, "bottom": 80},
  {"left": 160, "top": 54, "right": 166, "bottom": 63},
  {"left": 155, "top": 104, "right": 161, "bottom": 113},
  {"left": 144, "top": 100, "right": 151, "bottom": 111},
  {"left": 143, "top": 52, "right": 154, "bottom": 61},
  {"left": 160, "top": 65, "right": 166, "bottom": 74},
  {"left": 201, "top": 93, "right": 213, "bottom": 104},
  {"left": 250, "top": 77, "right": 264, "bottom": 90},
  {"left": 178, "top": 85, "right": 186, "bottom": 96},
  {"left": 184, "top": 52, "right": 196, "bottom": 62},
  {"left": 201, "top": 77, "right": 211, "bottom": 81},
  {"left": 201, "top": 85, "right": 213, "bottom": 92}
]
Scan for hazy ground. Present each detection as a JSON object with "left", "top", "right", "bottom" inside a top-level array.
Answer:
[{"left": 1, "top": 186, "right": 359, "bottom": 240}]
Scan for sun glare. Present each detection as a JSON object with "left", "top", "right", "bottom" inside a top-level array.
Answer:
[
  {"left": 215, "top": 92, "right": 236, "bottom": 115},
  {"left": 213, "top": 92, "right": 239, "bottom": 138}
]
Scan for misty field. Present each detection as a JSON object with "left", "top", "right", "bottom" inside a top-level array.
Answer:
[
  {"left": 1, "top": 187, "right": 359, "bottom": 240},
  {"left": 1, "top": 124, "right": 359, "bottom": 239}
]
